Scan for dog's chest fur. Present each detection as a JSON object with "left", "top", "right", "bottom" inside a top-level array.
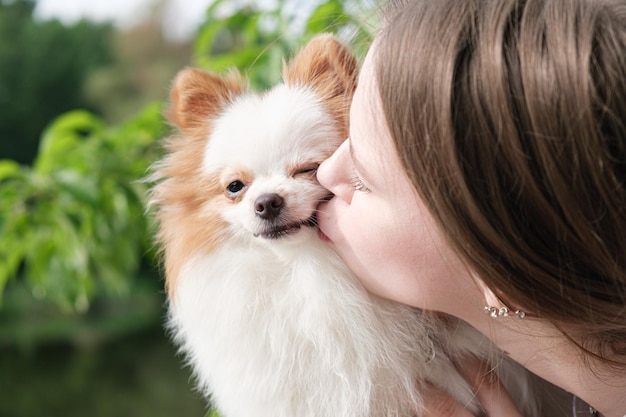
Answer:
[{"left": 169, "top": 237, "right": 438, "bottom": 417}]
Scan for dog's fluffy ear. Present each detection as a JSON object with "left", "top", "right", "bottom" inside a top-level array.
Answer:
[
  {"left": 166, "top": 68, "right": 244, "bottom": 133},
  {"left": 283, "top": 34, "right": 358, "bottom": 109}
]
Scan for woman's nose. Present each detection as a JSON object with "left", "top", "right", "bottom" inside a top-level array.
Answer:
[{"left": 317, "top": 139, "right": 354, "bottom": 204}]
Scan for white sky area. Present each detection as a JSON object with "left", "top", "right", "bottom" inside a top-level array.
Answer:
[{"left": 34, "top": 0, "right": 214, "bottom": 42}]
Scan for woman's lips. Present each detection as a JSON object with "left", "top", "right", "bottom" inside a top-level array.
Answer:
[
  {"left": 317, "top": 227, "right": 331, "bottom": 243},
  {"left": 316, "top": 198, "right": 333, "bottom": 243}
]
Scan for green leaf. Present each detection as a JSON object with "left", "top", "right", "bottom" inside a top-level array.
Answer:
[
  {"left": 52, "top": 170, "right": 100, "bottom": 206},
  {"left": 207, "top": 46, "right": 269, "bottom": 73},
  {"left": 35, "top": 110, "right": 104, "bottom": 175},
  {"left": 0, "top": 159, "right": 22, "bottom": 181},
  {"left": 305, "top": 0, "right": 349, "bottom": 34}
]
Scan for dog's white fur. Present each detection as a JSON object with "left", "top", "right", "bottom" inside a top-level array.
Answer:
[{"left": 151, "top": 35, "right": 539, "bottom": 417}]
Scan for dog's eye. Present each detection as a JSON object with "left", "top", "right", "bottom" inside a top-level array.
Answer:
[
  {"left": 294, "top": 164, "right": 320, "bottom": 178},
  {"left": 226, "top": 180, "right": 246, "bottom": 195}
]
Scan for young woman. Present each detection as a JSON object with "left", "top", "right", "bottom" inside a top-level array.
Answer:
[{"left": 317, "top": 0, "right": 626, "bottom": 416}]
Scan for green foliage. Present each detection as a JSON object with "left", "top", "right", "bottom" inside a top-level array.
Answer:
[
  {"left": 0, "top": 104, "right": 163, "bottom": 312},
  {"left": 83, "top": 13, "right": 194, "bottom": 124},
  {"left": 194, "top": 0, "right": 375, "bottom": 90},
  {"left": 0, "top": 0, "right": 113, "bottom": 165}
]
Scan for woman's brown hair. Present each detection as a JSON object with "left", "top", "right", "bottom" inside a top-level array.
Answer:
[{"left": 376, "top": 0, "right": 626, "bottom": 366}]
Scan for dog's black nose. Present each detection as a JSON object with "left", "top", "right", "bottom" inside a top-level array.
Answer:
[{"left": 255, "top": 193, "right": 284, "bottom": 220}]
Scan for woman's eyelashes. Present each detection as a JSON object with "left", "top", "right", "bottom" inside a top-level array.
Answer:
[{"left": 350, "top": 173, "right": 371, "bottom": 193}]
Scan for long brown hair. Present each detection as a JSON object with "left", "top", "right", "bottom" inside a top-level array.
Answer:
[{"left": 376, "top": 0, "right": 626, "bottom": 366}]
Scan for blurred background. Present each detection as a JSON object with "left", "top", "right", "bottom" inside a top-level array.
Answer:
[{"left": 0, "top": 0, "right": 373, "bottom": 415}]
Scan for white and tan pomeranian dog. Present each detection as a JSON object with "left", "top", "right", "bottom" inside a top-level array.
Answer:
[{"left": 150, "top": 35, "right": 539, "bottom": 417}]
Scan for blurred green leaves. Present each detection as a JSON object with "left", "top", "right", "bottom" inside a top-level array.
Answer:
[
  {"left": 194, "top": 0, "right": 374, "bottom": 90},
  {"left": 0, "top": 0, "right": 113, "bottom": 165},
  {"left": 0, "top": 105, "right": 163, "bottom": 312}
]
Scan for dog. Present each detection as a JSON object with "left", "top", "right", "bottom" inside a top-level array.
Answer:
[{"left": 150, "top": 34, "right": 540, "bottom": 417}]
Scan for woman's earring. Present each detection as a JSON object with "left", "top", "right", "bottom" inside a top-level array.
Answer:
[{"left": 484, "top": 305, "right": 526, "bottom": 319}]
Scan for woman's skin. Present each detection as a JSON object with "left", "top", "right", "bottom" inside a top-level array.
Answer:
[{"left": 317, "top": 41, "right": 626, "bottom": 417}]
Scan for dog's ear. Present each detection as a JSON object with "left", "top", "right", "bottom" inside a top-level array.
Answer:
[
  {"left": 283, "top": 34, "right": 358, "bottom": 108},
  {"left": 166, "top": 68, "right": 245, "bottom": 134}
]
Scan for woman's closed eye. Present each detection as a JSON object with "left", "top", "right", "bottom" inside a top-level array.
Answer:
[{"left": 350, "top": 173, "right": 371, "bottom": 193}]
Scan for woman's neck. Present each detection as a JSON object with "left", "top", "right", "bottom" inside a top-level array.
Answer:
[{"left": 469, "top": 313, "right": 626, "bottom": 417}]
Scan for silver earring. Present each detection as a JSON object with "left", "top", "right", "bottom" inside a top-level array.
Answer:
[{"left": 484, "top": 306, "right": 526, "bottom": 319}]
